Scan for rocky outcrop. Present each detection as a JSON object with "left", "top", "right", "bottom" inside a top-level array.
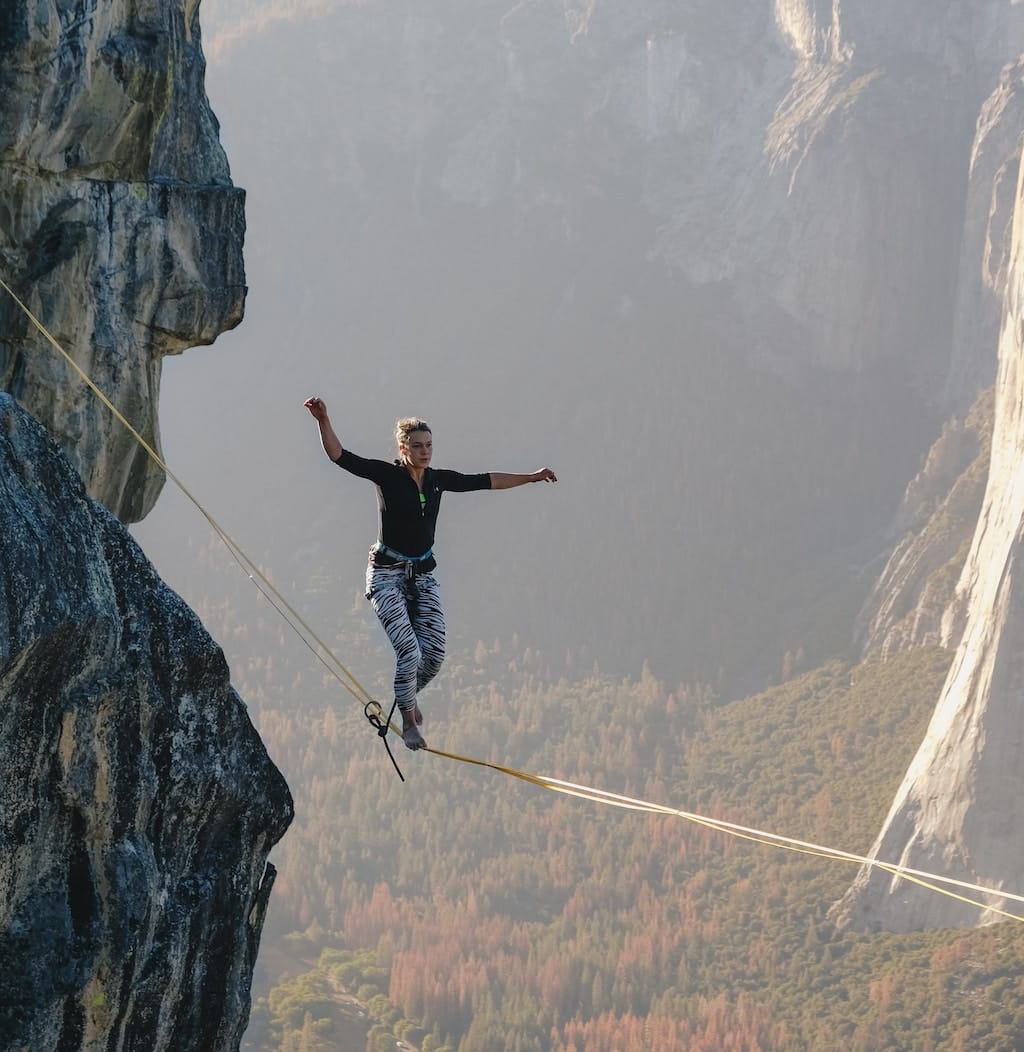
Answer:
[
  {"left": 0, "top": 0, "right": 245, "bottom": 523},
  {"left": 0, "top": 392, "right": 293, "bottom": 1048},
  {"left": 947, "top": 57, "right": 1024, "bottom": 406},
  {"left": 854, "top": 391, "right": 992, "bottom": 661},
  {"left": 762, "top": 2, "right": 1023, "bottom": 389},
  {"left": 833, "top": 144, "right": 1024, "bottom": 930},
  {"left": 0, "top": 0, "right": 290, "bottom": 1045}
]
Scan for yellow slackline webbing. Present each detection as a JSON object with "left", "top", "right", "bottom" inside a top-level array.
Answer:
[
  {"left": 426, "top": 747, "right": 1024, "bottom": 923},
  {"left": 4, "top": 270, "right": 1023, "bottom": 925}
]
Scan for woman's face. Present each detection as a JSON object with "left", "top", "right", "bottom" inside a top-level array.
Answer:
[{"left": 401, "top": 430, "right": 433, "bottom": 470}]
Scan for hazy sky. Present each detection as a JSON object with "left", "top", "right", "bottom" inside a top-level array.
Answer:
[{"left": 132, "top": 0, "right": 985, "bottom": 694}]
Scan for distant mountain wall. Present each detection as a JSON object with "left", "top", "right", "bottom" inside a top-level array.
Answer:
[{"left": 834, "top": 126, "right": 1024, "bottom": 931}]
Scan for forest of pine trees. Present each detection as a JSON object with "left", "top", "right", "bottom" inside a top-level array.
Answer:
[{"left": 163, "top": 540, "right": 1024, "bottom": 1052}]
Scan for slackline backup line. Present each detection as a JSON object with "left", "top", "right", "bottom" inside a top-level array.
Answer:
[{"left": 4, "top": 272, "right": 1024, "bottom": 926}]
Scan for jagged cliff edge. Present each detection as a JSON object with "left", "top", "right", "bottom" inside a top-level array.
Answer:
[{"left": 0, "top": 1, "right": 292, "bottom": 1049}]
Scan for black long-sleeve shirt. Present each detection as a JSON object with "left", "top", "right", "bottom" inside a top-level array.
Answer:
[{"left": 334, "top": 449, "right": 491, "bottom": 570}]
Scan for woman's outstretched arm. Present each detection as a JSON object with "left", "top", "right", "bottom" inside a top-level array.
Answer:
[
  {"left": 490, "top": 468, "right": 558, "bottom": 490},
  {"left": 303, "top": 396, "right": 344, "bottom": 460}
]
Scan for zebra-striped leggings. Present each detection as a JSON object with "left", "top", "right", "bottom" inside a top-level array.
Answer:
[{"left": 366, "top": 565, "right": 446, "bottom": 712}]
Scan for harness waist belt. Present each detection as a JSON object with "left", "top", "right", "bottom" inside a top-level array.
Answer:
[{"left": 373, "top": 542, "right": 434, "bottom": 564}]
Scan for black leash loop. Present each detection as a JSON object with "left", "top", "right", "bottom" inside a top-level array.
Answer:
[{"left": 364, "top": 699, "right": 405, "bottom": 782}]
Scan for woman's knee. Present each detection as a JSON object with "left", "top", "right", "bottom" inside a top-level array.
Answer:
[
  {"left": 395, "top": 637, "right": 422, "bottom": 670},
  {"left": 420, "top": 648, "right": 444, "bottom": 674}
]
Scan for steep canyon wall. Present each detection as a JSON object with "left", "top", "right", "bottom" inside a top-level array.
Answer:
[
  {"left": 835, "top": 135, "right": 1024, "bottom": 931},
  {"left": 6, "top": 14, "right": 1024, "bottom": 1042},
  {"left": 0, "top": 1, "right": 291, "bottom": 1048}
]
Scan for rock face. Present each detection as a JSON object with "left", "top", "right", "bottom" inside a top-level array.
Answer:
[
  {"left": 0, "top": 393, "right": 293, "bottom": 1049},
  {"left": 0, "top": 0, "right": 245, "bottom": 523},
  {"left": 854, "top": 390, "right": 992, "bottom": 662},
  {"left": 947, "top": 57, "right": 1024, "bottom": 405},
  {"left": 831, "top": 32, "right": 1024, "bottom": 930},
  {"left": 0, "top": 0, "right": 291, "bottom": 1045},
  {"left": 833, "top": 143, "right": 1024, "bottom": 931}
]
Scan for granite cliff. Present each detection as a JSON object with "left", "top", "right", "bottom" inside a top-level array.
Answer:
[
  {"left": 772, "top": 1, "right": 1024, "bottom": 930},
  {"left": 0, "top": 1, "right": 291, "bottom": 1048},
  {"left": 834, "top": 136, "right": 1024, "bottom": 931},
  {"left": 0, "top": 394, "right": 292, "bottom": 1049},
  {"left": 0, "top": 0, "right": 245, "bottom": 523}
]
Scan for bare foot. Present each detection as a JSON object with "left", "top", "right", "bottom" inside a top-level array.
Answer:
[
  {"left": 413, "top": 703, "right": 423, "bottom": 726},
  {"left": 402, "top": 709, "right": 427, "bottom": 750}
]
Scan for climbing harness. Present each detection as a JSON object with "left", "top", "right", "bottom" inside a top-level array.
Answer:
[
  {"left": 370, "top": 542, "right": 433, "bottom": 619},
  {"left": 373, "top": 541, "right": 433, "bottom": 576}
]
